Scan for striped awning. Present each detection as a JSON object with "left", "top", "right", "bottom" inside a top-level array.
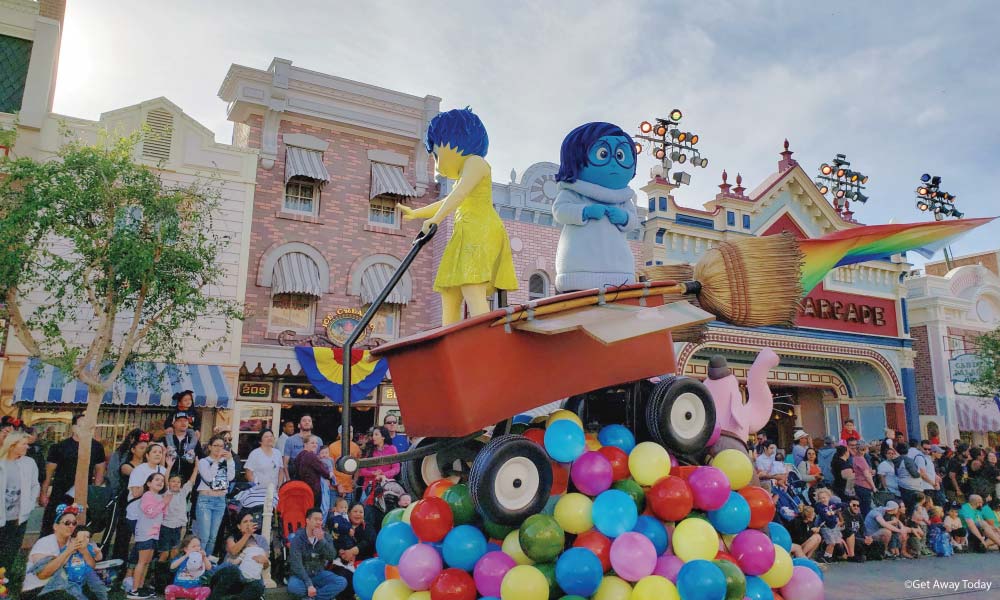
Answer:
[
  {"left": 956, "top": 396, "right": 1000, "bottom": 432},
  {"left": 370, "top": 162, "right": 418, "bottom": 199},
  {"left": 285, "top": 147, "right": 331, "bottom": 185},
  {"left": 273, "top": 252, "right": 323, "bottom": 297},
  {"left": 360, "top": 262, "right": 410, "bottom": 305},
  {"left": 13, "top": 358, "right": 232, "bottom": 408}
]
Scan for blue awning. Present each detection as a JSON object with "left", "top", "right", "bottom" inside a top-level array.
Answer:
[{"left": 13, "top": 358, "right": 232, "bottom": 408}]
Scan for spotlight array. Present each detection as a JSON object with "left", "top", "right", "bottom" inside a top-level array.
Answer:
[
  {"left": 915, "top": 173, "right": 962, "bottom": 219},
  {"left": 636, "top": 109, "right": 709, "bottom": 186},
  {"left": 814, "top": 154, "right": 870, "bottom": 213}
]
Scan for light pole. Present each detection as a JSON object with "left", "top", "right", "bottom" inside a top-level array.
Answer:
[
  {"left": 915, "top": 173, "right": 962, "bottom": 268},
  {"left": 814, "top": 154, "right": 870, "bottom": 219},
  {"left": 635, "top": 109, "right": 709, "bottom": 186}
]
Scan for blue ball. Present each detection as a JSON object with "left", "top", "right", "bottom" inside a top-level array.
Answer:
[
  {"left": 375, "top": 521, "right": 418, "bottom": 566},
  {"left": 707, "top": 491, "right": 751, "bottom": 535},
  {"left": 442, "top": 525, "right": 488, "bottom": 571},
  {"left": 544, "top": 419, "right": 586, "bottom": 463},
  {"left": 353, "top": 557, "right": 387, "bottom": 600},
  {"left": 792, "top": 557, "right": 824, "bottom": 580},
  {"left": 486, "top": 542, "right": 502, "bottom": 554},
  {"left": 769, "top": 522, "right": 793, "bottom": 553},
  {"left": 555, "top": 547, "right": 604, "bottom": 597},
  {"left": 598, "top": 424, "right": 636, "bottom": 453},
  {"left": 677, "top": 559, "right": 727, "bottom": 600},
  {"left": 592, "top": 489, "right": 638, "bottom": 538},
  {"left": 744, "top": 575, "right": 775, "bottom": 600},
  {"left": 633, "top": 515, "right": 669, "bottom": 555}
]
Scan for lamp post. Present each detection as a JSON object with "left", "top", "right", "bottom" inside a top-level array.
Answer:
[
  {"left": 635, "top": 109, "right": 709, "bottom": 186},
  {"left": 814, "top": 154, "right": 870, "bottom": 219},
  {"left": 915, "top": 173, "right": 962, "bottom": 268}
]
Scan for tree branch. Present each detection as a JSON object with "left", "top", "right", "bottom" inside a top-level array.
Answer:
[{"left": 5, "top": 288, "right": 40, "bottom": 355}]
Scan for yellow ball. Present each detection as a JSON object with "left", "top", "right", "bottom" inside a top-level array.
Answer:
[
  {"left": 373, "top": 579, "right": 413, "bottom": 600},
  {"left": 593, "top": 575, "right": 633, "bottom": 600},
  {"left": 553, "top": 493, "right": 594, "bottom": 534},
  {"left": 502, "top": 530, "right": 535, "bottom": 565},
  {"left": 672, "top": 517, "right": 720, "bottom": 563},
  {"left": 760, "top": 544, "right": 793, "bottom": 588},
  {"left": 402, "top": 500, "right": 418, "bottom": 524},
  {"left": 632, "top": 575, "right": 680, "bottom": 600},
  {"left": 586, "top": 433, "right": 603, "bottom": 451},
  {"left": 408, "top": 593, "right": 431, "bottom": 600},
  {"left": 628, "top": 442, "right": 671, "bottom": 487},
  {"left": 500, "top": 565, "right": 549, "bottom": 600},
  {"left": 546, "top": 409, "right": 584, "bottom": 429},
  {"left": 710, "top": 449, "right": 754, "bottom": 490}
]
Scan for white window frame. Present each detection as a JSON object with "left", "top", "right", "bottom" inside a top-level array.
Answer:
[
  {"left": 528, "top": 272, "right": 549, "bottom": 300},
  {"left": 368, "top": 198, "right": 400, "bottom": 228},
  {"left": 365, "top": 303, "right": 401, "bottom": 340},
  {"left": 283, "top": 177, "right": 319, "bottom": 216},
  {"left": 267, "top": 292, "right": 317, "bottom": 334}
]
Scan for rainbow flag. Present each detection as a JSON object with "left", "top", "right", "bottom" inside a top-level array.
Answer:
[
  {"left": 295, "top": 346, "right": 389, "bottom": 403},
  {"left": 798, "top": 217, "right": 994, "bottom": 293}
]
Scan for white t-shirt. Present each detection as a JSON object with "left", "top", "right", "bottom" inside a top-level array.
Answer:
[
  {"left": 239, "top": 545, "right": 267, "bottom": 581},
  {"left": 245, "top": 448, "right": 282, "bottom": 491},
  {"left": 127, "top": 463, "right": 167, "bottom": 521},
  {"left": 22, "top": 533, "right": 61, "bottom": 591}
]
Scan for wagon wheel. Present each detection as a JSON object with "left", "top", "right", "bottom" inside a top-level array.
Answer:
[
  {"left": 469, "top": 435, "right": 553, "bottom": 526},
  {"left": 401, "top": 437, "right": 482, "bottom": 498},
  {"left": 646, "top": 376, "right": 716, "bottom": 456}
]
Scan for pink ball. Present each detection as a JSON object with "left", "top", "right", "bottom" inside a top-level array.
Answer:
[
  {"left": 730, "top": 529, "right": 776, "bottom": 576},
  {"left": 688, "top": 466, "right": 731, "bottom": 511},
  {"left": 398, "top": 543, "right": 443, "bottom": 591},
  {"left": 571, "top": 451, "right": 614, "bottom": 496},
  {"left": 653, "top": 553, "right": 684, "bottom": 583},
  {"left": 473, "top": 550, "right": 516, "bottom": 598},
  {"left": 781, "top": 565, "right": 825, "bottom": 600},
  {"left": 609, "top": 532, "right": 657, "bottom": 582}
]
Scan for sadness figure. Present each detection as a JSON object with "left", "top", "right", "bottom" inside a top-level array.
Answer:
[{"left": 552, "top": 122, "right": 639, "bottom": 292}]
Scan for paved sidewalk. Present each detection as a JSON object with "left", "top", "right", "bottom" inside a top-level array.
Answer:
[{"left": 825, "top": 553, "right": 1000, "bottom": 600}]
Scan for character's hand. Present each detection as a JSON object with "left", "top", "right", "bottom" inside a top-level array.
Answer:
[
  {"left": 399, "top": 204, "right": 417, "bottom": 220},
  {"left": 307, "top": 585, "right": 317, "bottom": 597},
  {"left": 606, "top": 205, "right": 628, "bottom": 225},
  {"left": 582, "top": 204, "right": 607, "bottom": 221},
  {"left": 420, "top": 218, "right": 439, "bottom": 236}
]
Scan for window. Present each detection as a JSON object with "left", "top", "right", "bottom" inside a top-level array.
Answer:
[
  {"left": 648, "top": 198, "right": 656, "bottom": 212},
  {"left": 538, "top": 213, "right": 553, "bottom": 226},
  {"left": 518, "top": 210, "right": 535, "bottom": 224},
  {"left": 498, "top": 207, "right": 516, "bottom": 220},
  {"left": 529, "top": 273, "right": 549, "bottom": 300},
  {"left": 858, "top": 405, "right": 887, "bottom": 443},
  {"left": 366, "top": 304, "right": 400, "bottom": 339},
  {"left": 0, "top": 35, "right": 32, "bottom": 113},
  {"left": 743, "top": 214, "right": 751, "bottom": 229},
  {"left": 655, "top": 229, "right": 666, "bottom": 244},
  {"left": 368, "top": 198, "right": 398, "bottom": 227},
  {"left": 727, "top": 211, "right": 736, "bottom": 227},
  {"left": 285, "top": 178, "right": 318, "bottom": 215},
  {"left": 658, "top": 197, "right": 667, "bottom": 211},
  {"left": 142, "top": 109, "right": 174, "bottom": 161},
  {"left": 268, "top": 293, "right": 316, "bottom": 333}
]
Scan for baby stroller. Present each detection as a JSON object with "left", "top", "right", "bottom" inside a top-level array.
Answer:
[
  {"left": 273, "top": 480, "right": 315, "bottom": 584},
  {"left": 785, "top": 469, "right": 814, "bottom": 507},
  {"left": 772, "top": 484, "right": 801, "bottom": 524}
]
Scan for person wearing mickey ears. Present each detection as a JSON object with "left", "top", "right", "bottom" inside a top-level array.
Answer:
[
  {"left": 164, "top": 412, "right": 204, "bottom": 485},
  {"left": 22, "top": 504, "right": 85, "bottom": 599},
  {"left": 164, "top": 391, "right": 200, "bottom": 437}
]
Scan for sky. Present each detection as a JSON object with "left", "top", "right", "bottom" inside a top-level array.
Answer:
[{"left": 53, "top": 1, "right": 1000, "bottom": 268}]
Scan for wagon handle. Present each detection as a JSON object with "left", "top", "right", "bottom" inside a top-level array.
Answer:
[{"left": 337, "top": 224, "right": 437, "bottom": 475}]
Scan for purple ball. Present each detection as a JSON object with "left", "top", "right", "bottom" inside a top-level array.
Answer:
[
  {"left": 473, "top": 550, "right": 516, "bottom": 598},
  {"left": 653, "top": 553, "right": 684, "bottom": 583},
  {"left": 571, "top": 451, "right": 614, "bottom": 496},
  {"left": 730, "top": 529, "right": 776, "bottom": 576},
  {"left": 780, "top": 565, "right": 825, "bottom": 600},
  {"left": 688, "top": 466, "right": 731, "bottom": 511},
  {"left": 610, "top": 532, "right": 657, "bottom": 582},
  {"left": 397, "top": 543, "right": 443, "bottom": 591}
]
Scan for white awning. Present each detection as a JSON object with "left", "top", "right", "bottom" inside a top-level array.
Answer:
[
  {"left": 360, "top": 262, "right": 410, "bottom": 305},
  {"left": 370, "top": 162, "right": 418, "bottom": 199},
  {"left": 273, "top": 252, "right": 323, "bottom": 297},
  {"left": 956, "top": 396, "right": 1000, "bottom": 432},
  {"left": 285, "top": 147, "right": 331, "bottom": 185}
]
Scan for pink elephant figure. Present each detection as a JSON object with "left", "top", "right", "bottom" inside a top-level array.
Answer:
[{"left": 703, "top": 348, "right": 779, "bottom": 475}]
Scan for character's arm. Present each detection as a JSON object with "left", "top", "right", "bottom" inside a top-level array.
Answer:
[
  {"left": 607, "top": 200, "right": 638, "bottom": 231},
  {"left": 552, "top": 189, "right": 587, "bottom": 226},
  {"left": 420, "top": 156, "right": 490, "bottom": 233},
  {"left": 746, "top": 348, "right": 780, "bottom": 434},
  {"left": 400, "top": 200, "right": 445, "bottom": 220}
]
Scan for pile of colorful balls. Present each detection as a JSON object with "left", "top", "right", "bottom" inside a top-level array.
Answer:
[{"left": 357, "top": 410, "right": 825, "bottom": 600}]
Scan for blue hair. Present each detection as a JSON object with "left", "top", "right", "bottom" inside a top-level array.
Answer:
[
  {"left": 555, "top": 122, "right": 636, "bottom": 183},
  {"left": 424, "top": 107, "right": 489, "bottom": 157}
]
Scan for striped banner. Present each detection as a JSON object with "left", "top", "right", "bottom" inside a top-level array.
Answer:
[
  {"left": 955, "top": 396, "right": 1000, "bottom": 433},
  {"left": 294, "top": 346, "right": 388, "bottom": 403}
]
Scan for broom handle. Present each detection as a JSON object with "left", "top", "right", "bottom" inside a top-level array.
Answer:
[{"left": 491, "top": 282, "right": 698, "bottom": 326}]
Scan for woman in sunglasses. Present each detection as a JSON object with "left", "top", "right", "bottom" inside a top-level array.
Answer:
[{"left": 22, "top": 504, "right": 84, "bottom": 599}]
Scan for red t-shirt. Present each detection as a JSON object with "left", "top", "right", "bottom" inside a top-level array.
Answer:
[{"left": 840, "top": 429, "right": 861, "bottom": 442}]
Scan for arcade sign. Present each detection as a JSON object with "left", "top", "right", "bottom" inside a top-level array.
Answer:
[
  {"left": 794, "top": 285, "right": 897, "bottom": 335},
  {"left": 800, "top": 297, "right": 886, "bottom": 326},
  {"left": 322, "top": 308, "right": 374, "bottom": 347}
]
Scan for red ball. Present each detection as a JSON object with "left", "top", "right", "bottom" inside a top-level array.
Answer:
[
  {"left": 424, "top": 479, "right": 455, "bottom": 499},
  {"left": 430, "top": 568, "right": 476, "bottom": 600},
  {"left": 739, "top": 486, "right": 776, "bottom": 529},
  {"left": 573, "top": 529, "right": 613, "bottom": 572},
  {"left": 598, "top": 446, "right": 631, "bottom": 481},
  {"left": 523, "top": 428, "right": 546, "bottom": 446},
  {"left": 411, "top": 497, "right": 454, "bottom": 542},
  {"left": 715, "top": 550, "right": 737, "bottom": 563},
  {"left": 551, "top": 461, "right": 570, "bottom": 496},
  {"left": 646, "top": 476, "right": 693, "bottom": 522}
]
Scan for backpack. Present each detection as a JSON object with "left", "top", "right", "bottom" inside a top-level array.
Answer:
[{"left": 928, "top": 523, "right": 953, "bottom": 557}]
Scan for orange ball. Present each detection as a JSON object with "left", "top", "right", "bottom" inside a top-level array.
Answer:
[
  {"left": 551, "top": 461, "right": 570, "bottom": 496},
  {"left": 738, "top": 486, "right": 776, "bottom": 529},
  {"left": 424, "top": 479, "right": 456, "bottom": 499},
  {"left": 386, "top": 564, "right": 400, "bottom": 579},
  {"left": 523, "top": 428, "right": 546, "bottom": 446},
  {"left": 598, "top": 446, "right": 630, "bottom": 481}
]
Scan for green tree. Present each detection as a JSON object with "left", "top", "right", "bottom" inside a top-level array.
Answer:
[
  {"left": 0, "top": 131, "right": 242, "bottom": 512},
  {"left": 970, "top": 328, "right": 1000, "bottom": 400}
]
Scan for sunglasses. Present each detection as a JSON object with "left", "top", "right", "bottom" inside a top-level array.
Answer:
[
  {"left": 385, "top": 421, "right": 397, "bottom": 425},
  {"left": 849, "top": 504, "right": 860, "bottom": 508},
  {"left": 60, "top": 520, "right": 78, "bottom": 526}
]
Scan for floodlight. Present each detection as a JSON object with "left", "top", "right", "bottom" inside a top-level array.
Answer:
[
  {"left": 931, "top": 176, "right": 941, "bottom": 185},
  {"left": 677, "top": 132, "right": 688, "bottom": 143},
  {"left": 670, "top": 129, "right": 681, "bottom": 139},
  {"left": 917, "top": 200, "right": 929, "bottom": 211},
  {"left": 669, "top": 109, "right": 683, "bottom": 121},
  {"left": 655, "top": 148, "right": 666, "bottom": 159},
  {"left": 673, "top": 171, "right": 691, "bottom": 185},
  {"left": 836, "top": 168, "right": 846, "bottom": 178},
  {"left": 698, "top": 157, "right": 708, "bottom": 168},
  {"left": 953, "top": 210, "right": 964, "bottom": 218},
  {"left": 634, "top": 143, "right": 643, "bottom": 154},
  {"left": 920, "top": 173, "right": 931, "bottom": 183},
  {"left": 855, "top": 192, "right": 869, "bottom": 203},
  {"left": 690, "top": 134, "right": 699, "bottom": 145},
  {"left": 678, "top": 153, "right": 687, "bottom": 164},
  {"left": 820, "top": 164, "right": 833, "bottom": 175},
  {"left": 656, "top": 125, "right": 668, "bottom": 136},
  {"left": 640, "top": 121, "right": 653, "bottom": 133},
  {"left": 917, "top": 186, "right": 928, "bottom": 196}
]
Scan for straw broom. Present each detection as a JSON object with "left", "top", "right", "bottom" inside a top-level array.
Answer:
[{"left": 494, "top": 233, "right": 804, "bottom": 328}]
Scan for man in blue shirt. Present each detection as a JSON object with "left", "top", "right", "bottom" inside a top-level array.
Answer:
[
  {"left": 283, "top": 415, "right": 322, "bottom": 481},
  {"left": 384, "top": 414, "right": 410, "bottom": 453}
]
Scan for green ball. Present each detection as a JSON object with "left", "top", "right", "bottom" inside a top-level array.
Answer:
[
  {"left": 483, "top": 519, "right": 516, "bottom": 541},
  {"left": 381, "top": 507, "right": 405, "bottom": 528},
  {"left": 533, "top": 561, "right": 560, "bottom": 599},
  {"left": 441, "top": 484, "right": 476, "bottom": 525},
  {"left": 518, "top": 514, "right": 566, "bottom": 563},
  {"left": 713, "top": 558, "right": 747, "bottom": 600},
  {"left": 611, "top": 478, "right": 646, "bottom": 513},
  {"left": 510, "top": 422, "right": 530, "bottom": 435}
]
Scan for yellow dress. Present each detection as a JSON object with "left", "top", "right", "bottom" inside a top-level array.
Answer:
[{"left": 433, "top": 170, "right": 518, "bottom": 293}]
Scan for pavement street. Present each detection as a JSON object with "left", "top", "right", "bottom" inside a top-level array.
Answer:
[{"left": 825, "top": 553, "right": 1000, "bottom": 600}]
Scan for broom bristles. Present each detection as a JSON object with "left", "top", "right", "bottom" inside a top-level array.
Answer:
[{"left": 693, "top": 233, "right": 803, "bottom": 327}]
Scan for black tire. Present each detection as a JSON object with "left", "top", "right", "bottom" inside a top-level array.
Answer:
[
  {"left": 400, "top": 437, "right": 480, "bottom": 498},
  {"left": 470, "top": 435, "right": 553, "bottom": 526},
  {"left": 646, "top": 377, "right": 716, "bottom": 455}
]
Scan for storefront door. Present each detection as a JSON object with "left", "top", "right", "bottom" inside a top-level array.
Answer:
[{"left": 233, "top": 401, "right": 281, "bottom": 460}]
